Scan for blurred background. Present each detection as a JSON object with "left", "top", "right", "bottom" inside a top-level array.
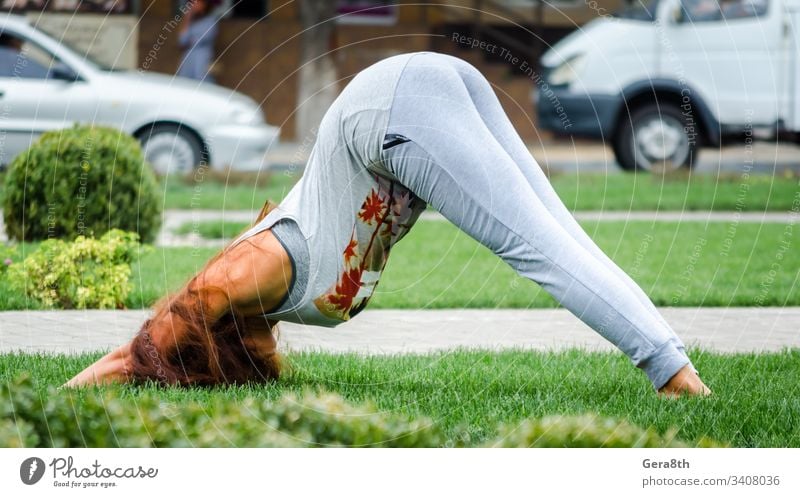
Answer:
[
  {"left": 3, "top": 1, "right": 586, "bottom": 138},
  {"left": 1, "top": 0, "right": 799, "bottom": 175}
]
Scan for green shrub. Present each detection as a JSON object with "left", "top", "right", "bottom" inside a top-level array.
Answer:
[
  {"left": 486, "top": 414, "right": 726, "bottom": 448},
  {"left": 0, "top": 373, "right": 447, "bottom": 448},
  {"left": 8, "top": 229, "right": 144, "bottom": 309},
  {"left": 0, "top": 372, "right": 724, "bottom": 448},
  {"left": 0, "top": 418, "right": 39, "bottom": 448},
  {"left": 2, "top": 125, "right": 162, "bottom": 243},
  {"left": 0, "top": 243, "right": 15, "bottom": 275}
]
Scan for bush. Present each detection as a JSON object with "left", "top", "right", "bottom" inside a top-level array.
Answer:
[
  {"left": 2, "top": 125, "right": 162, "bottom": 243},
  {"left": 0, "top": 373, "right": 447, "bottom": 448},
  {"left": 486, "top": 414, "right": 726, "bottom": 448},
  {"left": 0, "top": 243, "right": 15, "bottom": 276},
  {"left": 8, "top": 229, "right": 144, "bottom": 309},
  {"left": 0, "top": 373, "right": 724, "bottom": 448}
]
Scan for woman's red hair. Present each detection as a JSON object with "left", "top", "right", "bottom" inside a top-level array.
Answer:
[{"left": 128, "top": 200, "right": 283, "bottom": 387}]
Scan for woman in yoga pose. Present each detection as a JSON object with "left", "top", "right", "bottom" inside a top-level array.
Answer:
[{"left": 66, "top": 51, "right": 710, "bottom": 396}]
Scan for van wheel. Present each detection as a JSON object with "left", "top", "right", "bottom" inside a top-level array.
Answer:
[
  {"left": 613, "top": 103, "right": 699, "bottom": 172},
  {"left": 138, "top": 124, "right": 206, "bottom": 176}
]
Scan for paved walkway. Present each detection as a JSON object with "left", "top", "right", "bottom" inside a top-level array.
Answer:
[{"left": 2, "top": 307, "right": 798, "bottom": 355}]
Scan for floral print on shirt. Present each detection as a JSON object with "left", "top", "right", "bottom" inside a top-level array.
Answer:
[{"left": 314, "top": 173, "right": 427, "bottom": 321}]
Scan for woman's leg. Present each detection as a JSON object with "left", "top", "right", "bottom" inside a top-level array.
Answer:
[
  {"left": 439, "top": 54, "right": 692, "bottom": 362},
  {"left": 384, "top": 55, "right": 693, "bottom": 390}
]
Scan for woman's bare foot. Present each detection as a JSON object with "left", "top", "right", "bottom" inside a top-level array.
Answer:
[{"left": 657, "top": 364, "right": 712, "bottom": 398}]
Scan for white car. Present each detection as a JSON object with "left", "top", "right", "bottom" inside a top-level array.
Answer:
[
  {"left": 537, "top": 0, "right": 799, "bottom": 172},
  {"left": 0, "top": 14, "right": 280, "bottom": 174}
]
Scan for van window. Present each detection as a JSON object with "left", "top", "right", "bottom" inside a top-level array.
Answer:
[
  {"left": 613, "top": 0, "right": 661, "bottom": 21},
  {"left": 682, "top": 0, "right": 768, "bottom": 22}
]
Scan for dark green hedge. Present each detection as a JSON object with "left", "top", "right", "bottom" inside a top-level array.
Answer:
[
  {"left": 0, "top": 374, "right": 445, "bottom": 448},
  {"left": 0, "top": 373, "right": 724, "bottom": 448},
  {"left": 3, "top": 125, "right": 162, "bottom": 243}
]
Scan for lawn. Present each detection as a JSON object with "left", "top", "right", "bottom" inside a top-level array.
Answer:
[
  {"left": 2, "top": 348, "right": 798, "bottom": 447},
  {"left": 175, "top": 219, "right": 252, "bottom": 239},
  {"left": 3, "top": 170, "right": 797, "bottom": 211},
  {"left": 157, "top": 170, "right": 800, "bottom": 212},
  {"left": 157, "top": 169, "right": 299, "bottom": 210},
  {"left": 1, "top": 219, "right": 797, "bottom": 310},
  {"left": 552, "top": 170, "right": 800, "bottom": 212},
  {"left": 375, "top": 219, "right": 799, "bottom": 309}
]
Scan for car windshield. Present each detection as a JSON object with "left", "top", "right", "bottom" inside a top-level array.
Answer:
[{"left": 613, "top": 0, "right": 661, "bottom": 20}]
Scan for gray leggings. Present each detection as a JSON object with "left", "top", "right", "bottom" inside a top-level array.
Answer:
[{"left": 381, "top": 52, "right": 695, "bottom": 390}]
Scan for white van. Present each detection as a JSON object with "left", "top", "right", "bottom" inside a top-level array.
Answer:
[{"left": 536, "top": 0, "right": 799, "bottom": 172}]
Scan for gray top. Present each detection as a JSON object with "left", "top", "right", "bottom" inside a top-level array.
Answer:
[
  {"left": 266, "top": 218, "right": 309, "bottom": 314},
  {"left": 229, "top": 52, "right": 429, "bottom": 328},
  {"left": 261, "top": 133, "right": 412, "bottom": 316}
]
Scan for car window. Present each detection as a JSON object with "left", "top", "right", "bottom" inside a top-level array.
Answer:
[
  {"left": 720, "top": 0, "right": 768, "bottom": 19},
  {"left": 682, "top": 0, "right": 768, "bottom": 22},
  {"left": 614, "top": 0, "right": 661, "bottom": 21},
  {"left": 0, "top": 32, "right": 58, "bottom": 79}
]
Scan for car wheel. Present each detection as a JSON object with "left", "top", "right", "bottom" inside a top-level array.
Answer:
[
  {"left": 138, "top": 124, "right": 205, "bottom": 176},
  {"left": 613, "top": 103, "right": 699, "bottom": 173}
]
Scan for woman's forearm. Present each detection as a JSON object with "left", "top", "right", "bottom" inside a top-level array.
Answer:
[{"left": 63, "top": 342, "right": 133, "bottom": 387}]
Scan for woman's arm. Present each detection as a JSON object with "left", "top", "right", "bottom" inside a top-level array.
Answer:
[
  {"left": 61, "top": 282, "right": 232, "bottom": 388},
  {"left": 62, "top": 342, "right": 134, "bottom": 388},
  {"left": 62, "top": 224, "right": 291, "bottom": 388}
]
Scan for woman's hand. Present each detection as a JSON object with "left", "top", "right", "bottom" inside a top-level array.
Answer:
[
  {"left": 62, "top": 342, "right": 134, "bottom": 388},
  {"left": 657, "top": 364, "right": 712, "bottom": 398}
]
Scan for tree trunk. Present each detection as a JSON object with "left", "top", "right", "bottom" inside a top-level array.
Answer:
[{"left": 296, "top": 0, "right": 338, "bottom": 142}]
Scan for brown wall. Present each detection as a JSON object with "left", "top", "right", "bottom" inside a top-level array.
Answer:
[
  {"left": 428, "top": 0, "right": 626, "bottom": 27},
  {"left": 137, "top": 0, "right": 618, "bottom": 142}
]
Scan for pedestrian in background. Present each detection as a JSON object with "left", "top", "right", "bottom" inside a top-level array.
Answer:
[{"left": 177, "top": 0, "right": 220, "bottom": 82}]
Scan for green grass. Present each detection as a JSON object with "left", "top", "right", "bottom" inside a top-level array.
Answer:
[
  {"left": 551, "top": 170, "right": 800, "bottom": 211},
  {"left": 175, "top": 219, "right": 251, "bottom": 239},
  {"left": 156, "top": 170, "right": 299, "bottom": 210},
  {"left": 161, "top": 170, "right": 800, "bottom": 212},
  {"left": 1, "top": 219, "right": 797, "bottom": 310},
  {"left": 377, "top": 219, "right": 799, "bottom": 309},
  {"left": 163, "top": 219, "right": 800, "bottom": 308},
  {"left": 4, "top": 170, "right": 797, "bottom": 211},
  {"left": 160, "top": 171, "right": 800, "bottom": 211},
  {"left": 2, "top": 348, "right": 799, "bottom": 447},
  {"left": 159, "top": 170, "right": 799, "bottom": 211}
]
